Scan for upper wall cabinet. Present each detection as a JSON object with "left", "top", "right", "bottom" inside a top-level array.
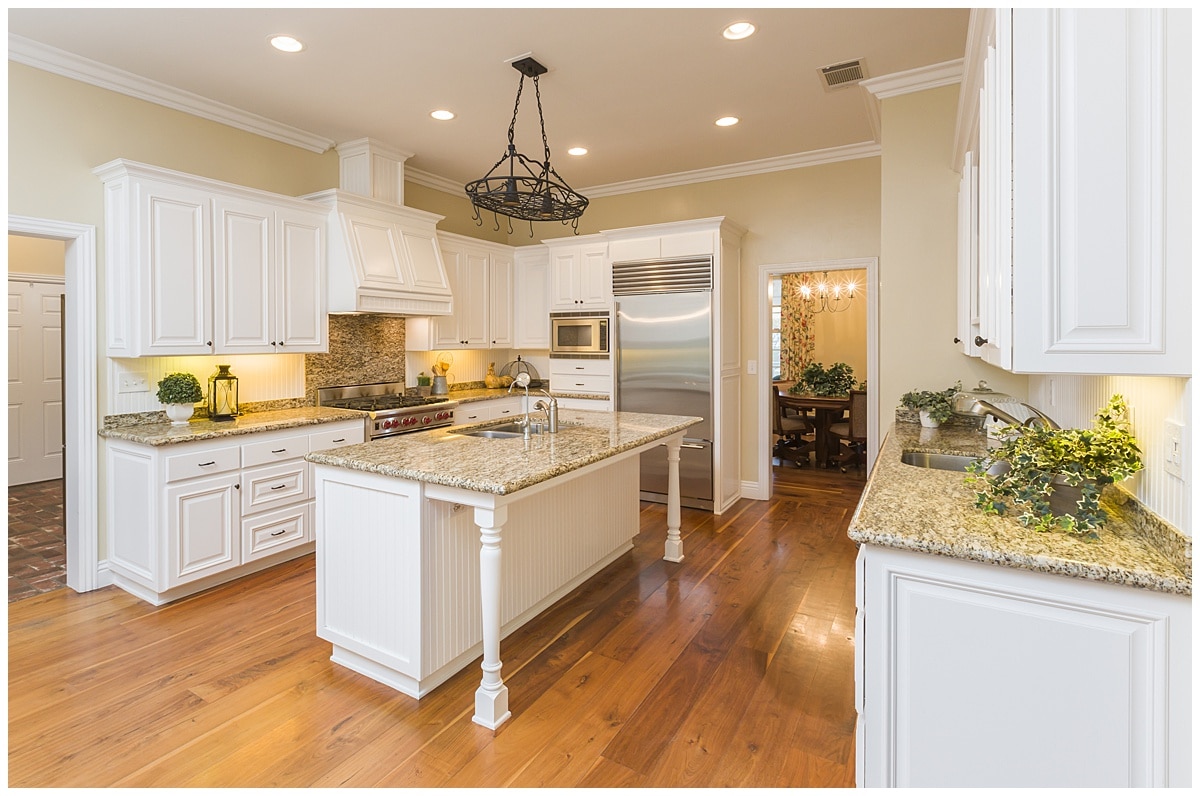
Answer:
[
  {"left": 405, "top": 232, "right": 513, "bottom": 351},
  {"left": 546, "top": 235, "right": 610, "bottom": 310},
  {"left": 513, "top": 246, "right": 551, "bottom": 349},
  {"left": 958, "top": 9, "right": 1190, "bottom": 376},
  {"left": 95, "top": 160, "right": 327, "bottom": 357}
]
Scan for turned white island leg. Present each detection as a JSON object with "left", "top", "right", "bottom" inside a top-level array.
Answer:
[
  {"left": 473, "top": 504, "right": 511, "bottom": 729},
  {"left": 663, "top": 436, "right": 684, "bottom": 563}
]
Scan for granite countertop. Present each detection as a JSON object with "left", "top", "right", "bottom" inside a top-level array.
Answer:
[
  {"left": 849, "top": 422, "right": 1191, "bottom": 596},
  {"left": 448, "top": 388, "right": 611, "bottom": 403},
  {"left": 98, "top": 406, "right": 365, "bottom": 446},
  {"left": 305, "top": 409, "right": 700, "bottom": 496}
]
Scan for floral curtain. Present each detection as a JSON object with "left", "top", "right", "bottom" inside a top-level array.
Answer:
[{"left": 779, "top": 273, "right": 814, "bottom": 381}]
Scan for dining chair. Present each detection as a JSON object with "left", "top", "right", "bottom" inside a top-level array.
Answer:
[
  {"left": 829, "top": 389, "right": 867, "bottom": 474},
  {"left": 773, "top": 388, "right": 816, "bottom": 467}
]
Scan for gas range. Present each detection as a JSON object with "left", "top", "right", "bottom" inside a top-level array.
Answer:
[{"left": 317, "top": 382, "right": 457, "bottom": 440}]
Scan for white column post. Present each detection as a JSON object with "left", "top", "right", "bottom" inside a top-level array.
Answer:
[
  {"left": 664, "top": 436, "right": 684, "bottom": 562},
  {"left": 472, "top": 504, "right": 512, "bottom": 729}
]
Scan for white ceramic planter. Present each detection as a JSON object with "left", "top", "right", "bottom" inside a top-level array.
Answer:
[
  {"left": 919, "top": 410, "right": 941, "bottom": 428},
  {"left": 164, "top": 403, "right": 194, "bottom": 425}
]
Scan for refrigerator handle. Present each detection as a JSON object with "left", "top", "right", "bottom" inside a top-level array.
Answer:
[{"left": 611, "top": 301, "right": 620, "bottom": 409}]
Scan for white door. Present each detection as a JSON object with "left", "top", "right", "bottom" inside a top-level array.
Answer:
[{"left": 8, "top": 278, "right": 64, "bottom": 485}]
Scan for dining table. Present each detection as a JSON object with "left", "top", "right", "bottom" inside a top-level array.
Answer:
[{"left": 775, "top": 382, "right": 851, "bottom": 468}]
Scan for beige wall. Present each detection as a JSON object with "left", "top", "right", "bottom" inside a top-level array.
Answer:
[
  {"left": 877, "top": 85, "right": 1028, "bottom": 432},
  {"left": 8, "top": 234, "right": 66, "bottom": 276}
]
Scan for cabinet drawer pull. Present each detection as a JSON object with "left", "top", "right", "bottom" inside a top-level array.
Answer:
[
  {"left": 271, "top": 448, "right": 288, "bottom": 454},
  {"left": 198, "top": 461, "right": 216, "bottom": 467},
  {"left": 331, "top": 438, "right": 346, "bottom": 443},
  {"left": 270, "top": 529, "right": 287, "bottom": 537},
  {"left": 499, "top": 410, "right": 512, "bottom": 414},
  {"left": 575, "top": 382, "right": 585, "bottom": 386},
  {"left": 270, "top": 484, "right": 287, "bottom": 490}
]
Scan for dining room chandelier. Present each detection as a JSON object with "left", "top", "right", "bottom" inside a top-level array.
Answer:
[
  {"left": 465, "top": 56, "right": 588, "bottom": 235},
  {"left": 798, "top": 271, "right": 857, "bottom": 314}
]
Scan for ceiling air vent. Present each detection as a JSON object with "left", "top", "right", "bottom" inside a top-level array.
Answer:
[{"left": 819, "top": 58, "right": 868, "bottom": 91}]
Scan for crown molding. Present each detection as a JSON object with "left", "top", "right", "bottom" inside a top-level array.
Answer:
[
  {"left": 8, "top": 34, "right": 336, "bottom": 154},
  {"left": 859, "top": 58, "right": 965, "bottom": 147},
  {"left": 405, "top": 166, "right": 466, "bottom": 196},
  {"left": 580, "top": 141, "right": 883, "bottom": 198}
]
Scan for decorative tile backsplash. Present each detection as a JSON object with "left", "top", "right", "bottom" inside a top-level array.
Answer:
[{"left": 304, "top": 314, "right": 407, "bottom": 402}]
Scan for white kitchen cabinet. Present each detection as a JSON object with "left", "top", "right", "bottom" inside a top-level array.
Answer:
[
  {"left": 213, "top": 195, "right": 327, "bottom": 354},
  {"left": 406, "top": 233, "right": 513, "bottom": 351},
  {"left": 547, "top": 236, "right": 609, "bottom": 310},
  {"left": 958, "top": 8, "right": 1190, "bottom": 375},
  {"left": 549, "top": 358, "right": 613, "bottom": 398},
  {"left": 104, "top": 419, "right": 363, "bottom": 605},
  {"left": 455, "top": 396, "right": 524, "bottom": 424},
  {"left": 955, "top": 151, "right": 981, "bottom": 357},
  {"left": 94, "top": 159, "right": 328, "bottom": 357},
  {"left": 513, "top": 246, "right": 551, "bottom": 349},
  {"left": 857, "top": 544, "right": 1191, "bottom": 787}
]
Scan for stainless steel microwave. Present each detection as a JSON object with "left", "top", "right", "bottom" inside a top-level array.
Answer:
[{"left": 549, "top": 311, "right": 610, "bottom": 357}]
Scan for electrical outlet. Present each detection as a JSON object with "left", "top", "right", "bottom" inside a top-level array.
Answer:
[
  {"left": 1164, "top": 420, "right": 1185, "bottom": 480},
  {"left": 118, "top": 372, "right": 149, "bottom": 394},
  {"left": 746, "top": 360, "right": 757, "bottom": 375}
]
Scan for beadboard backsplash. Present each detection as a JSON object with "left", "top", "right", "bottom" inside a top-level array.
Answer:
[
  {"left": 405, "top": 349, "right": 551, "bottom": 388},
  {"left": 108, "top": 354, "right": 305, "bottom": 415},
  {"left": 1028, "top": 374, "right": 1191, "bottom": 535}
]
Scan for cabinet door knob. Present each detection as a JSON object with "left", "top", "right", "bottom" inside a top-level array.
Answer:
[
  {"left": 974, "top": 335, "right": 988, "bottom": 347},
  {"left": 206, "top": 341, "right": 213, "bottom": 347},
  {"left": 953, "top": 337, "right": 961, "bottom": 344},
  {"left": 234, "top": 483, "right": 240, "bottom": 490}
]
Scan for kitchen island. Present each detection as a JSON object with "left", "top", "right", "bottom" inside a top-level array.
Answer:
[
  {"left": 851, "top": 421, "right": 1191, "bottom": 787},
  {"left": 305, "top": 409, "right": 701, "bottom": 729}
]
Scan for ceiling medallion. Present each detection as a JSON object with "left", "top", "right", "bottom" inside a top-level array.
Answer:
[{"left": 465, "top": 56, "right": 589, "bottom": 236}]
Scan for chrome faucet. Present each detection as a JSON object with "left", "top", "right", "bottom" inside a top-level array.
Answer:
[
  {"left": 509, "top": 372, "right": 533, "bottom": 434},
  {"left": 533, "top": 390, "right": 559, "bottom": 433},
  {"left": 964, "top": 399, "right": 1060, "bottom": 430}
]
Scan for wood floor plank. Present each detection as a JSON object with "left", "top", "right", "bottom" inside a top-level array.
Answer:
[{"left": 7, "top": 463, "right": 864, "bottom": 787}]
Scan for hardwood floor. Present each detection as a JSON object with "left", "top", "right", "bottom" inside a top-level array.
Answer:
[{"left": 7, "top": 464, "right": 864, "bottom": 787}]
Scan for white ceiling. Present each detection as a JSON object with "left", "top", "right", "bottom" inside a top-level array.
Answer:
[{"left": 8, "top": 7, "right": 970, "bottom": 195}]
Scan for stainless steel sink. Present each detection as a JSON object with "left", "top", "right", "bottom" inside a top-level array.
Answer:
[
  {"left": 460, "top": 420, "right": 547, "bottom": 439},
  {"left": 900, "top": 451, "right": 1009, "bottom": 475}
]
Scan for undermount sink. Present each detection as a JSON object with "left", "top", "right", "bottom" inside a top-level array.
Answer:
[
  {"left": 900, "top": 451, "right": 1009, "bottom": 475},
  {"left": 460, "top": 421, "right": 547, "bottom": 439}
]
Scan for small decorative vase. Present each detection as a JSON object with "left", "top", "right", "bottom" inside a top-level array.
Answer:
[
  {"left": 164, "top": 403, "right": 194, "bottom": 425},
  {"left": 919, "top": 410, "right": 941, "bottom": 428}
]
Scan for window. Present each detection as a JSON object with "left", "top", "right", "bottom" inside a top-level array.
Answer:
[{"left": 770, "top": 276, "right": 782, "bottom": 380}]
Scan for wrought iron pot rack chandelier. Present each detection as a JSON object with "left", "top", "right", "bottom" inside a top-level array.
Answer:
[{"left": 465, "top": 56, "right": 588, "bottom": 236}]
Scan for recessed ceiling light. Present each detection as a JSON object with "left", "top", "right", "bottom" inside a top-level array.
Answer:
[
  {"left": 430, "top": 110, "right": 455, "bottom": 121},
  {"left": 269, "top": 35, "right": 304, "bottom": 53},
  {"left": 722, "top": 22, "right": 756, "bottom": 40},
  {"left": 715, "top": 116, "right": 740, "bottom": 127},
  {"left": 567, "top": 147, "right": 588, "bottom": 156}
]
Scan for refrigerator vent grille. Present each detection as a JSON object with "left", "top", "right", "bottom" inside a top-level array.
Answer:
[{"left": 612, "top": 257, "right": 712, "bottom": 295}]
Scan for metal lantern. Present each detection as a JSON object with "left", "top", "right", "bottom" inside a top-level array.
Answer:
[{"left": 208, "top": 364, "right": 239, "bottom": 420}]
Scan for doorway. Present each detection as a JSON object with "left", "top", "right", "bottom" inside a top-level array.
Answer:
[
  {"left": 8, "top": 217, "right": 100, "bottom": 594},
  {"left": 755, "top": 258, "right": 879, "bottom": 499}
]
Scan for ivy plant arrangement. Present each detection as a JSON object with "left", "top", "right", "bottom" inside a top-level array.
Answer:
[
  {"left": 965, "top": 394, "right": 1143, "bottom": 536},
  {"left": 789, "top": 361, "right": 856, "bottom": 397},
  {"left": 900, "top": 381, "right": 962, "bottom": 424},
  {"left": 155, "top": 372, "right": 203, "bottom": 405}
]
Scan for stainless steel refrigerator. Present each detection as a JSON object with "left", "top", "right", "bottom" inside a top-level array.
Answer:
[{"left": 613, "top": 258, "right": 714, "bottom": 510}]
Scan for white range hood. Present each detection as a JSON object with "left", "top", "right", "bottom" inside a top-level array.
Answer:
[{"left": 306, "top": 139, "right": 453, "bottom": 315}]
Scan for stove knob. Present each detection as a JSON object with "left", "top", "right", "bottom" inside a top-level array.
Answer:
[
  {"left": 422, "top": 416, "right": 432, "bottom": 424},
  {"left": 406, "top": 417, "right": 417, "bottom": 426}
]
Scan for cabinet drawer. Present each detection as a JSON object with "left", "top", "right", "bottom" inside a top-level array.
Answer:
[
  {"left": 550, "top": 358, "right": 613, "bottom": 378},
  {"left": 242, "top": 432, "right": 310, "bottom": 468},
  {"left": 164, "top": 444, "right": 240, "bottom": 483},
  {"left": 551, "top": 374, "right": 612, "bottom": 395},
  {"left": 488, "top": 399, "right": 523, "bottom": 419},
  {"left": 308, "top": 423, "right": 365, "bottom": 452},
  {"left": 241, "top": 460, "right": 309, "bottom": 514},
  {"left": 242, "top": 501, "right": 311, "bottom": 562}
]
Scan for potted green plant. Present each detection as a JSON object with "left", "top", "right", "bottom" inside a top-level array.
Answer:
[
  {"left": 156, "top": 372, "right": 203, "bottom": 425},
  {"left": 789, "top": 361, "right": 856, "bottom": 397},
  {"left": 965, "top": 394, "right": 1143, "bottom": 536},
  {"left": 900, "top": 381, "right": 961, "bottom": 427}
]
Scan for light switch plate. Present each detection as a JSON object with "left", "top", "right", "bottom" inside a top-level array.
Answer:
[
  {"left": 746, "top": 359, "right": 757, "bottom": 375},
  {"left": 1164, "top": 420, "right": 1184, "bottom": 480},
  {"left": 118, "top": 372, "right": 149, "bottom": 394}
]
